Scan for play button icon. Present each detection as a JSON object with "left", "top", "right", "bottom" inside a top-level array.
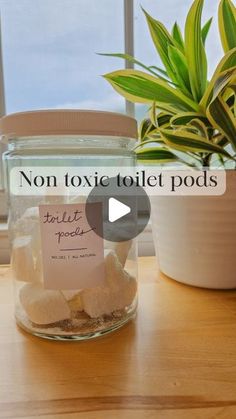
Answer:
[
  {"left": 108, "top": 198, "right": 131, "bottom": 223},
  {"left": 85, "top": 176, "right": 151, "bottom": 243}
]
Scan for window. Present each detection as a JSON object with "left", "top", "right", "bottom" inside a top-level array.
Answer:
[{"left": 0, "top": 0, "right": 129, "bottom": 113}]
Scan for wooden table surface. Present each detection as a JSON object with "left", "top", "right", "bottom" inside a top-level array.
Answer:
[{"left": 1, "top": 257, "right": 236, "bottom": 419}]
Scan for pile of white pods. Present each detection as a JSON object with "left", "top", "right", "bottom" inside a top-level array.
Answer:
[{"left": 11, "top": 206, "right": 137, "bottom": 325}]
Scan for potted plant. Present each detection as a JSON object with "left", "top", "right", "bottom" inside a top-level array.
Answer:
[{"left": 103, "top": 0, "right": 236, "bottom": 289}]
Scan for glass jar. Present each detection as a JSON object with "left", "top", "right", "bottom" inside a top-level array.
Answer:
[{"left": 1, "top": 110, "right": 138, "bottom": 340}]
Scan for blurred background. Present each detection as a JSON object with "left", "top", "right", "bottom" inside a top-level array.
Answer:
[{"left": 0, "top": 0, "right": 223, "bottom": 118}]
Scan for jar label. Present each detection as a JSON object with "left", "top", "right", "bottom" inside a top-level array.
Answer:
[{"left": 39, "top": 202, "right": 105, "bottom": 290}]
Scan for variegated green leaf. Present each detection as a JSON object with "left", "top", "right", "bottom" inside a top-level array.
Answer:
[
  {"left": 104, "top": 70, "right": 199, "bottom": 111},
  {"left": 160, "top": 128, "right": 233, "bottom": 158},
  {"left": 170, "top": 112, "right": 208, "bottom": 126},
  {"left": 188, "top": 118, "right": 209, "bottom": 139},
  {"left": 99, "top": 53, "right": 172, "bottom": 83},
  {"left": 172, "top": 22, "right": 185, "bottom": 52},
  {"left": 185, "top": 0, "right": 208, "bottom": 101},
  {"left": 219, "top": 0, "right": 236, "bottom": 52},
  {"left": 168, "top": 45, "right": 192, "bottom": 96},
  {"left": 202, "top": 18, "right": 213, "bottom": 45},
  {"left": 207, "top": 96, "right": 236, "bottom": 151},
  {"left": 148, "top": 66, "right": 169, "bottom": 77},
  {"left": 135, "top": 137, "right": 164, "bottom": 149},
  {"left": 213, "top": 134, "right": 229, "bottom": 147},
  {"left": 136, "top": 146, "right": 179, "bottom": 162},
  {"left": 150, "top": 104, "right": 173, "bottom": 128},
  {"left": 150, "top": 102, "right": 158, "bottom": 126},
  {"left": 171, "top": 18, "right": 212, "bottom": 50},
  {"left": 200, "top": 48, "right": 236, "bottom": 108},
  {"left": 142, "top": 8, "right": 177, "bottom": 82},
  {"left": 156, "top": 112, "right": 172, "bottom": 127},
  {"left": 149, "top": 103, "right": 172, "bottom": 127},
  {"left": 225, "top": 88, "right": 236, "bottom": 111},
  {"left": 139, "top": 118, "right": 156, "bottom": 141},
  {"left": 211, "top": 67, "right": 236, "bottom": 98}
]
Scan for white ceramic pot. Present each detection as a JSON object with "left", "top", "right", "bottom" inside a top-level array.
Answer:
[{"left": 151, "top": 170, "right": 236, "bottom": 289}]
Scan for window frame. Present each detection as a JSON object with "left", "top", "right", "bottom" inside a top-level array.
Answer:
[{"left": 124, "top": 0, "right": 135, "bottom": 117}]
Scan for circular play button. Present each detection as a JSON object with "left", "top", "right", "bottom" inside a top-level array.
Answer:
[{"left": 85, "top": 176, "right": 151, "bottom": 242}]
